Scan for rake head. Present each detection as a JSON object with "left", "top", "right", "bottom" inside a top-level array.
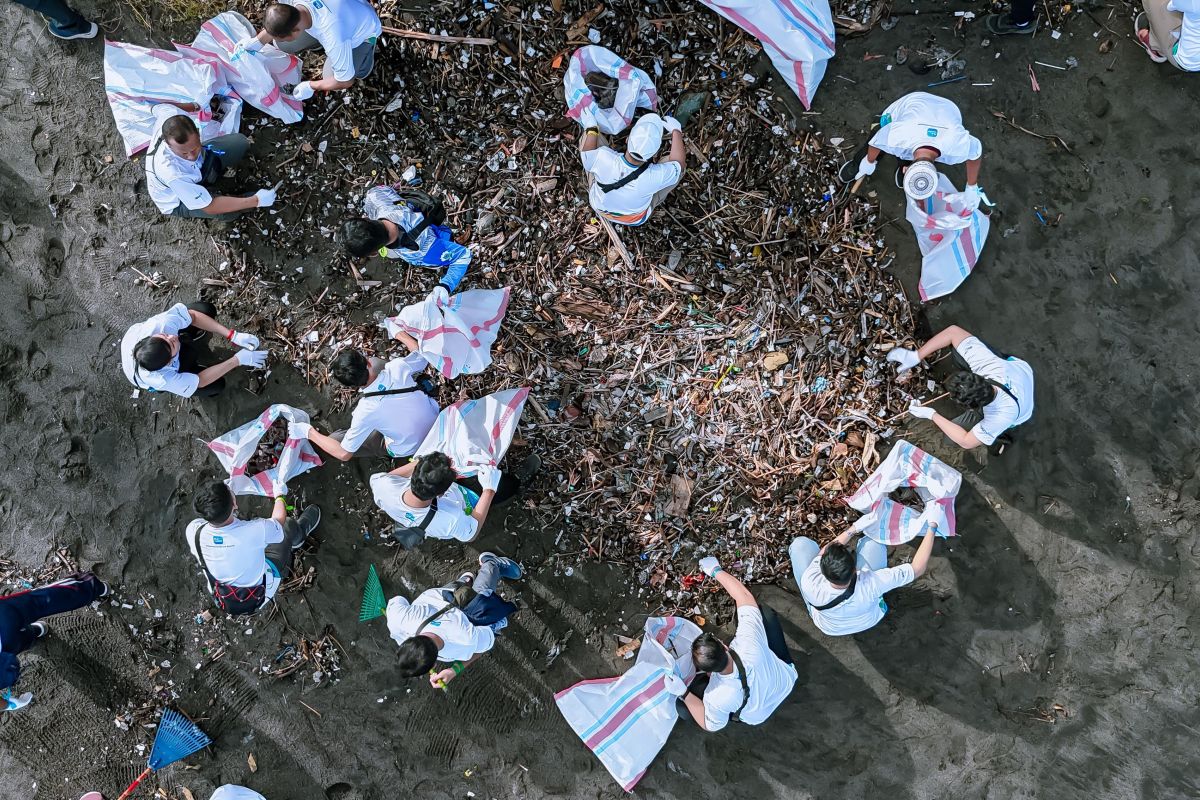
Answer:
[{"left": 359, "top": 564, "right": 387, "bottom": 622}]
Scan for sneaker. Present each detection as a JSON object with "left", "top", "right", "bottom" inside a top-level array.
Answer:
[
  {"left": 294, "top": 505, "right": 321, "bottom": 544},
  {"left": 456, "top": 571, "right": 476, "bottom": 585},
  {"left": 985, "top": 14, "right": 1037, "bottom": 35},
  {"left": 29, "top": 623, "right": 49, "bottom": 639},
  {"left": 98, "top": 580, "right": 111, "bottom": 598},
  {"left": 1134, "top": 18, "right": 1168, "bottom": 63},
  {"left": 511, "top": 454, "right": 542, "bottom": 484},
  {"left": 479, "top": 552, "right": 524, "bottom": 581},
  {"left": 47, "top": 20, "right": 98, "bottom": 40}
]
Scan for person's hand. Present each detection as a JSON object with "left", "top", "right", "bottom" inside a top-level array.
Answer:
[
  {"left": 960, "top": 184, "right": 983, "bottom": 212},
  {"left": 429, "top": 668, "right": 455, "bottom": 689},
  {"left": 230, "top": 331, "right": 260, "bottom": 349},
  {"left": 886, "top": 347, "right": 920, "bottom": 373},
  {"left": 662, "top": 115, "right": 682, "bottom": 133},
  {"left": 232, "top": 36, "right": 263, "bottom": 60},
  {"left": 288, "top": 421, "right": 312, "bottom": 440},
  {"left": 663, "top": 674, "right": 688, "bottom": 696},
  {"left": 429, "top": 285, "right": 450, "bottom": 306},
  {"left": 255, "top": 188, "right": 277, "bottom": 208},
  {"left": 235, "top": 349, "right": 269, "bottom": 368},
  {"left": 907, "top": 400, "right": 937, "bottom": 420},
  {"left": 477, "top": 465, "right": 501, "bottom": 492},
  {"left": 854, "top": 156, "right": 877, "bottom": 180},
  {"left": 292, "top": 81, "right": 315, "bottom": 101},
  {"left": 698, "top": 556, "right": 722, "bottom": 577}
]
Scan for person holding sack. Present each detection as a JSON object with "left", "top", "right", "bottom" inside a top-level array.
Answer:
[
  {"left": 580, "top": 113, "right": 686, "bottom": 227},
  {"left": 186, "top": 482, "right": 321, "bottom": 615}
]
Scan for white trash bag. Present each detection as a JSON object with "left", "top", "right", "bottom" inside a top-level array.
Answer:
[
  {"left": 206, "top": 404, "right": 323, "bottom": 497},
  {"left": 384, "top": 288, "right": 510, "bottom": 379},
  {"left": 414, "top": 388, "right": 529, "bottom": 478},
  {"left": 906, "top": 173, "right": 991, "bottom": 302},
  {"left": 844, "top": 439, "right": 961, "bottom": 545},
  {"left": 564, "top": 45, "right": 659, "bottom": 134}
]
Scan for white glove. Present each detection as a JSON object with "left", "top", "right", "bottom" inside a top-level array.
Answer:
[
  {"left": 477, "top": 465, "right": 501, "bottom": 492},
  {"left": 292, "top": 81, "right": 315, "bottom": 101},
  {"left": 886, "top": 347, "right": 920, "bottom": 373},
  {"left": 288, "top": 421, "right": 312, "bottom": 440},
  {"left": 230, "top": 331, "right": 260, "bottom": 350},
  {"left": 662, "top": 115, "right": 682, "bottom": 133},
  {"left": 854, "top": 156, "right": 877, "bottom": 180},
  {"left": 232, "top": 36, "right": 263, "bottom": 59},
  {"left": 907, "top": 400, "right": 937, "bottom": 420},
  {"left": 429, "top": 285, "right": 450, "bottom": 306},
  {"left": 698, "top": 556, "right": 722, "bottom": 577},
  {"left": 961, "top": 184, "right": 982, "bottom": 212},
  {"left": 663, "top": 674, "right": 688, "bottom": 697},
  {"left": 255, "top": 188, "right": 277, "bottom": 208},
  {"left": 235, "top": 349, "right": 269, "bottom": 368}
]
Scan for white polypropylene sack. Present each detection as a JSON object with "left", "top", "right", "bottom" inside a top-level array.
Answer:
[
  {"left": 104, "top": 40, "right": 243, "bottom": 156},
  {"left": 384, "top": 288, "right": 510, "bottom": 379},
  {"left": 176, "top": 12, "right": 305, "bottom": 124},
  {"left": 845, "top": 439, "right": 961, "bottom": 545},
  {"left": 414, "top": 388, "right": 529, "bottom": 477},
  {"left": 699, "top": 0, "right": 835, "bottom": 110},
  {"left": 564, "top": 46, "right": 658, "bottom": 134},
  {"left": 906, "top": 174, "right": 990, "bottom": 302},
  {"left": 206, "top": 405, "right": 323, "bottom": 497},
  {"left": 555, "top": 617, "right": 702, "bottom": 792}
]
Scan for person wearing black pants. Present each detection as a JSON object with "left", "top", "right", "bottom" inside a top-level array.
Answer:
[
  {"left": 985, "top": 0, "right": 1037, "bottom": 35},
  {"left": 9, "top": 0, "right": 98, "bottom": 40}
]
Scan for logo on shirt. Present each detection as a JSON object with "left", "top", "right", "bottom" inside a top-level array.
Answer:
[
  {"left": 926, "top": 128, "right": 938, "bottom": 137},
  {"left": 212, "top": 535, "right": 224, "bottom": 544}
]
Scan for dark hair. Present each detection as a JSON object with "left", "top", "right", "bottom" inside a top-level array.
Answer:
[
  {"left": 134, "top": 336, "right": 173, "bottom": 371},
  {"left": 410, "top": 453, "right": 456, "bottom": 501},
  {"left": 691, "top": 633, "right": 729, "bottom": 673},
  {"left": 396, "top": 635, "right": 439, "bottom": 677},
  {"left": 264, "top": 3, "right": 302, "bottom": 37},
  {"left": 338, "top": 219, "right": 392, "bottom": 258},
  {"left": 947, "top": 371, "right": 995, "bottom": 409},
  {"left": 330, "top": 349, "right": 371, "bottom": 387},
  {"left": 820, "top": 543, "right": 856, "bottom": 585},
  {"left": 161, "top": 115, "right": 198, "bottom": 145},
  {"left": 193, "top": 481, "right": 235, "bottom": 524}
]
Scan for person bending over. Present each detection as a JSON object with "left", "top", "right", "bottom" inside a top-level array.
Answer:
[
  {"left": 580, "top": 113, "right": 685, "bottom": 227},
  {"left": 371, "top": 454, "right": 510, "bottom": 548}
]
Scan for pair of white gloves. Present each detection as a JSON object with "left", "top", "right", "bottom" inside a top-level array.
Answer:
[
  {"left": 232, "top": 36, "right": 316, "bottom": 101},
  {"left": 853, "top": 156, "right": 989, "bottom": 212},
  {"left": 228, "top": 330, "right": 269, "bottom": 368},
  {"left": 886, "top": 347, "right": 938, "bottom": 419}
]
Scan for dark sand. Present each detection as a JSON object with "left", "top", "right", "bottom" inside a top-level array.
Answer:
[{"left": 2, "top": 2, "right": 1200, "bottom": 799}]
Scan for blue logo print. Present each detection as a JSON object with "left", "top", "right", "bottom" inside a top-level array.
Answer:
[
  {"left": 213, "top": 535, "right": 224, "bottom": 544},
  {"left": 926, "top": 128, "right": 938, "bottom": 137}
]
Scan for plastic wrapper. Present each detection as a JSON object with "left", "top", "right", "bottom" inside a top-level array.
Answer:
[
  {"left": 206, "top": 405, "right": 323, "bottom": 497},
  {"left": 385, "top": 287, "right": 510, "bottom": 379},
  {"left": 845, "top": 439, "right": 961, "bottom": 545},
  {"left": 563, "top": 45, "right": 658, "bottom": 134}
]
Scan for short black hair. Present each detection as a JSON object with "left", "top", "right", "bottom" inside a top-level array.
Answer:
[
  {"left": 193, "top": 481, "right": 235, "bottom": 524},
  {"left": 947, "top": 371, "right": 995, "bottom": 409},
  {"left": 331, "top": 349, "right": 371, "bottom": 387},
  {"left": 396, "top": 635, "right": 439, "bottom": 677},
  {"left": 264, "top": 3, "right": 302, "bottom": 37},
  {"left": 820, "top": 543, "right": 856, "bottom": 585},
  {"left": 410, "top": 453, "right": 455, "bottom": 501},
  {"left": 134, "top": 336, "right": 173, "bottom": 371},
  {"left": 337, "top": 219, "right": 392, "bottom": 258},
  {"left": 691, "top": 633, "right": 728, "bottom": 673},
  {"left": 162, "top": 115, "right": 198, "bottom": 145}
]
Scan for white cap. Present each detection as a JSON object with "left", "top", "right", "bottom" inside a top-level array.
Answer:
[
  {"left": 903, "top": 160, "right": 939, "bottom": 201},
  {"left": 627, "top": 113, "right": 665, "bottom": 161}
]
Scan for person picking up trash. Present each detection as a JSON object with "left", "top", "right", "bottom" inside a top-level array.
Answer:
[
  {"left": 238, "top": 0, "right": 381, "bottom": 99},
  {"left": 186, "top": 482, "right": 321, "bottom": 616},
  {"left": 889, "top": 324, "right": 1035, "bottom": 452},
  {"left": 120, "top": 301, "right": 269, "bottom": 399},
  {"left": 387, "top": 552, "right": 522, "bottom": 689},
  {"left": 851, "top": 92, "right": 990, "bottom": 211},
  {"left": 675, "top": 557, "right": 797, "bottom": 732},
  {"left": 789, "top": 521, "right": 937, "bottom": 636},
  {"left": 580, "top": 113, "right": 686, "bottom": 227},
  {"left": 1136, "top": 0, "right": 1200, "bottom": 68},
  {"left": 337, "top": 184, "right": 471, "bottom": 299}
]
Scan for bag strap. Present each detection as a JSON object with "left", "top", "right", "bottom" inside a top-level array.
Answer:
[
  {"left": 362, "top": 386, "right": 421, "bottom": 398},
  {"left": 192, "top": 522, "right": 267, "bottom": 593},
  {"left": 596, "top": 159, "right": 653, "bottom": 193},
  {"left": 414, "top": 588, "right": 458, "bottom": 636},
  {"left": 727, "top": 648, "right": 752, "bottom": 723},
  {"left": 812, "top": 571, "right": 858, "bottom": 611},
  {"left": 416, "top": 498, "right": 439, "bottom": 531},
  {"left": 985, "top": 377, "right": 1020, "bottom": 410}
]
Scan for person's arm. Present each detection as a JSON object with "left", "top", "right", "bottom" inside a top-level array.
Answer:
[
  {"left": 307, "top": 428, "right": 354, "bottom": 462},
  {"left": 909, "top": 523, "right": 938, "bottom": 578},
  {"left": 915, "top": 325, "right": 972, "bottom": 361},
  {"left": 394, "top": 330, "right": 420, "bottom": 351},
  {"left": 864, "top": 145, "right": 882, "bottom": 165},
  {"left": 390, "top": 460, "right": 418, "bottom": 478},
  {"left": 965, "top": 156, "right": 981, "bottom": 187},
  {"left": 820, "top": 528, "right": 855, "bottom": 556},
  {"left": 156, "top": 100, "right": 202, "bottom": 113},
  {"left": 270, "top": 495, "right": 288, "bottom": 526},
  {"left": 195, "top": 354, "right": 244, "bottom": 388},
  {"left": 468, "top": 489, "right": 497, "bottom": 534},
  {"left": 662, "top": 130, "right": 685, "bottom": 171},
  {"left": 429, "top": 651, "right": 484, "bottom": 688},
  {"left": 199, "top": 194, "right": 263, "bottom": 215},
  {"left": 580, "top": 127, "right": 601, "bottom": 153},
  {"left": 187, "top": 308, "right": 232, "bottom": 339},
  {"left": 682, "top": 693, "right": 710, "bottom": 730},
  {"left": 700, "top": 557, "right": 758, "bottom": 609},
  {"left": 309, "top": 76, "right": 355, "bottom": 92},
  {"left": 926, "top": 411, "right": 983, "bottom": 450}
]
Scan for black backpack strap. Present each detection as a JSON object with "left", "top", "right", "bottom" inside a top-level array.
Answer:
[
  {"left": 192, "top": 523, "right": 268, "bottom": 600},
  {"left": 416, "top": 498, "right": 439, "bottom": 531},
  {"left": 727, "top": 648, "right": 752, "bottom": 723},
  {"left": 362, "top": 386, "right": 420, "bottom": 398},
  {"left": 414, "top": 586, "right": 459, "bottom": 636},
  {"left": 596, "top": 159, "right": 653, "bottom": 193},
  {"left": 811, "top": 571, "right": 858, "bottom": 611}
]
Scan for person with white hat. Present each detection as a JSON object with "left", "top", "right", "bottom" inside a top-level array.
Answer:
[
  {"left": 579, "top": 112, "right": 686, "bottom": 227},
  {"left": 852, "top": 92, "right": 989, "bottom": 210}
]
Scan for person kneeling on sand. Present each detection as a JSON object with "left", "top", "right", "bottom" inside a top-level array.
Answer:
[
  {"left": 790, "top": 523, "right": 936, "bottom": 636},
  {"left": 580, "top": 113, "right": 686, "bottom": 227},
  {"left": 1136, "top": 0, "right": 1200, "bottom": 68},
  {"left": 121, "top": 301, "right": 269, "bottom": 399},
  {"left": 186, "top": 482, "right": 321, "bottom": 616},
  {"left": 888, "top": 324, "right": 1035, "bottom": 452},
  {"left": 387, "top": 553, "right": 522, "bottom": 689},
  {"left": 675, "top": 557, "right": 797, "bottom": 732},
  {"left": 288, "top": 342, "right": 438, "bottom": 462}
]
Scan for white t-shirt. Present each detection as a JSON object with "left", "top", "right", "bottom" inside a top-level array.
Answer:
[
  {"left": 701, "top": 607, "right": 797, "bottom": 731},
  {"left": 285, "top": 0, "right": 381, "bottom": 81},
  {"left": 800, "top": 556, "right": 916, "bottom": 636},
  {"left": 386, "top": 590, "right": 495, "bottom": 662},
  {"left": 1168, "top": 0, "right": 1200, "bottom": 70},
  {"left": 120, "top": 302, "right": 201, "bottom": 397},
  {"left": 185, "top": 517, "right": 285, "bottom": 600},
  {"left": 369, "top": 472, "right": 479, "bottom": 541},
  {"left": 343, "top": 354, "right": 439, "bottom": 457},
  {"left": 210, "top": 787, "right": 267, "bottom": 800},
  {"left": 954, "top": 336, "right": 1035, "bottom": 446},
  {"left": 146, "top": 105, "right": 213, "bottom": 214},
  {"left": 581, "top": 147, "right": 681, "bottom": 222},
  {"left": 869, "top": 92, "right": 983, "bottom": 165}
]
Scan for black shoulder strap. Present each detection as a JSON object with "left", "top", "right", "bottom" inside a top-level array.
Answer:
[
  {"left": 985, "top": 376, "right": 1020, "bottom": 409},
  {"left": 415, "top": 588, "right": 458, "bottom": 635},
  {"left": 812, "top": 571, "right": 858, "bottom": 611},
  {"left": 596, "top": 159, "right": 653, "bottom": 193},
  {"left": 416, "top": 498, "right": 438, "bottom": 532},
  {"left": 362, "top": 386, "right": 420, "bottom": 398},
  {"left": 192, "top": 523, "right": 215, "bottom": 583},
  {"left": 727, "top": 648, "right": 752, "bottom": 723}
]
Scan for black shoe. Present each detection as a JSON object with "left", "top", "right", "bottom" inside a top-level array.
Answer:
[
  {"left": 894, "top": 164, "right": 905, "bottom": 188},
  {"left": 512, "top": 454, "right": 542, "bottom": 484},
  {"left": 29, "top": 623, "right": 49, "bottom": 639},
  {"left": 294, "top": 505, "right": 321, "bottom": 545},
  {"left": 98, "top": 580, "right": 111, "bottom": 597},
  {"left": 985, "top": 13, "right": 1037, "bottom": 35}
]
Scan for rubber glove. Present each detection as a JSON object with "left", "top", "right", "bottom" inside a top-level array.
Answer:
[
  {"left": 886, "top": 347, "right": 920, "bottom": 373},
  {"left": 662, "top": 115, "right": 682, "bottom": 133},
  {"left": 255, "top": 188, "right": 277, "bottom": 208},
  {"left": 232, "top": 36, "right": 263, "bottom": 60},
  {"left": 292, "top": 81, "right": 315, "bottom": 101},
  {"left": 230, "top": 331, "right": 260, "bottom": 349},
  {"left": 235, "top": 349, "right": 269, "bottom": 368},
  {"left": 663, "top": 674, "right": 688, "bottom": 696},
  {"left": 962, "top": 184, "right": 995, "bottom": 211},
  {"left": 698, "top": 556, "right": 722, "bottom": 577},
  {"left": 854, "top": 156, "right": 877, "bottom": 180},
  {"left": 288, "top": 421, "right": 312, "bottom": 440},
  {"left": 429, "top": 285, "right": 450, "bottom": 306},
  {"left": 907, "top": 400, "right": 937, "bottom": 420},
  {"left": 477, "top": 465, "right": 501, "bottom": 492}
]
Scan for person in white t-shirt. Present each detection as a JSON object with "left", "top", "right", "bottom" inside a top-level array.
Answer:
[
  {"left": 240, "top": 0, "right": 382, "bottom": 99},
  {"left": 790, "top": 522, "right": 937, "bottom": 636},
  {"left": 186, "top": 482, "right": 321, "bottom": 615},
  {"left": 288, "top": 339, "right": 438, "bottom": 461},
  {"left": 580, "top": 113, "right": 685, "bottom": 226},
  {"left": 889, "top": 324, "right": 1035, "bottom": 451},
  {"left": 387, "top": 551, "right": 522, "bottom": 689},
  {"left": 676, "top": 557, "right": 797, "bottom": 732},
  {"left": 851, "top": 92, "right": 988, "bottom": 210},
  {"left": 120, "top": 301, "right": 270, "bottom": 399},
  {"left": 209, "top": 787, "right": 267, "bottom": 800},
  {"left": 145, "top": 106, "right": 277, "bottom": 220},
  {"left": 1138, "top": 0, "right": 1200, "bottom": 68}
]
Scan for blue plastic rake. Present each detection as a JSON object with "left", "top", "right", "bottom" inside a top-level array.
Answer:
[{"left": 116, "top": 708, "right": 212, "bottom": 799}]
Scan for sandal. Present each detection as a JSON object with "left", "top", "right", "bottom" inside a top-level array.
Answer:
[{"left": 1134, "top": 13, "right": 1168, "bottom": 63}]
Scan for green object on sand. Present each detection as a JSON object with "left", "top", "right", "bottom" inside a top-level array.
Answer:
[
  {"left": 673, "top": 91, "right": 711, "bottom": 129},
  {"left": 360, "top": 564, "right": 387, "bottom": 622}
]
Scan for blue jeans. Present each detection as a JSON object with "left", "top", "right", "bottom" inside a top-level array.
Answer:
[{"left": 789, "top": 535, "right": 887, "bottom": 590}]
